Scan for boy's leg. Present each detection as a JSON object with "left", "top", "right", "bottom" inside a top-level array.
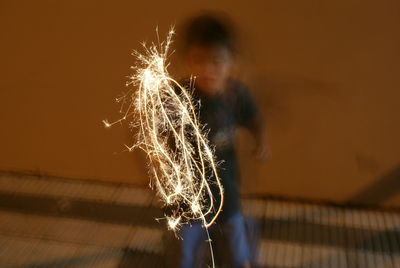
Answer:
[
  {"left": 179, "top": 221, "right": 205, "bottom": 268},
  {"left": 223, "top": 211, "right": 251, "bottom": 268}
]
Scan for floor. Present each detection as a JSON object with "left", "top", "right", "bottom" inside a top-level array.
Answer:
[{"left": 0, "top": 171, "right": 399, "bottom": 268}]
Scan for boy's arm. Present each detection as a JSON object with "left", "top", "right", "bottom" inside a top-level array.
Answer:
[
  {"left": 246, "top": 113, "right": 270, "bottom": 161},
  {"left": 235, "top": 83, "right": 270, "bottom": 161}
]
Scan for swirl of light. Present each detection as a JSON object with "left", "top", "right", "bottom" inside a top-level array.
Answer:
[{"left": 103, "top": 27, "right": 224, "bottom": 233}]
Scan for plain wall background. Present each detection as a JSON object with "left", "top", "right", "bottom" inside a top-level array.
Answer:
[{"left": 1, "top": 0, "right": 399, "bottom": 206}]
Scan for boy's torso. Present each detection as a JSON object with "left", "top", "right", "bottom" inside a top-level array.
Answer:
[{"left": 183, "top": 77, "right": 257, "bottom": 222}]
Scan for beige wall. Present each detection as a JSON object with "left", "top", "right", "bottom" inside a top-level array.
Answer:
[{"left": 1, "top": 1, "right": 399, "bottom": 206}]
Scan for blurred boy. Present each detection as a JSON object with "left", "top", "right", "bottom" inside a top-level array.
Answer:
[{"left": 177, "top": 13, "right": 268, "bottom": 268}]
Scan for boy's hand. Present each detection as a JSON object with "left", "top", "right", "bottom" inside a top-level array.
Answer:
[{"left": 252, "top": 142, "right": 271, "bottom": 162}]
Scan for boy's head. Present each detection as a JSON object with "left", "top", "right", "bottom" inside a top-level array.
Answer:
[{"left": 181, "top": 13, "right": 236, "bottom": 95}]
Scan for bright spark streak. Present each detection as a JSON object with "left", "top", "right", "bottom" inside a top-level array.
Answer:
[{"left": 103, "top": 27, "right": 224, "bottom": 232}]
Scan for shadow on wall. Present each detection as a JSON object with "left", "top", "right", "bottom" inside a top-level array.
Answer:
[
  {"left": 238, "top": 71, "right": 340, "bottom": 194},
  {"left": 250, "top": 72, "right": 340, "bottom": 121},
  {"left": 347, "top": 165, "right": 400, "bottom": 206}
]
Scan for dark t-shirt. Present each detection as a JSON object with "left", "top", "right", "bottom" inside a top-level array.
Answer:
[{"left": 183, "top": 77, "right": 260, "bottom": 223}]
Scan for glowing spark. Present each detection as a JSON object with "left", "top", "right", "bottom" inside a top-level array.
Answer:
[
  {"left": 103, "top": 27, "right": 224, "bottom": 232},
  {"left": 167, "top": 216, "right": 181, "bottom": 230},
  {"left": 102, "top": 120, "right": 111, "bottom": 128}
]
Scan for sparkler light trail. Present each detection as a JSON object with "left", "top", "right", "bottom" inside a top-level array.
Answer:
[{"left": 103, "top": 27, "right": 224, "bottom": 233}]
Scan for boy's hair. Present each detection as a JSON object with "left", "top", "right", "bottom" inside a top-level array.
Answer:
[{"left": 181, "top": 13, "right": 236, "bottom": 54}]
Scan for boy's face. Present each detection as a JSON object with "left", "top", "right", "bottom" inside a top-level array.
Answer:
[{"left": 186, "top": 45, "right": 233, "bottom": 95}]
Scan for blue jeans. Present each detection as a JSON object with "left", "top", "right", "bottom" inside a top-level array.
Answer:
[{"left": 179, "top": 211, "right": 250, "bottom": 268}]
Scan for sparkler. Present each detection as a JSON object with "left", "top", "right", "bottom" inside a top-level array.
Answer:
[{"left": 103, "top": 27, "right": 224, "bottom": 234}]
